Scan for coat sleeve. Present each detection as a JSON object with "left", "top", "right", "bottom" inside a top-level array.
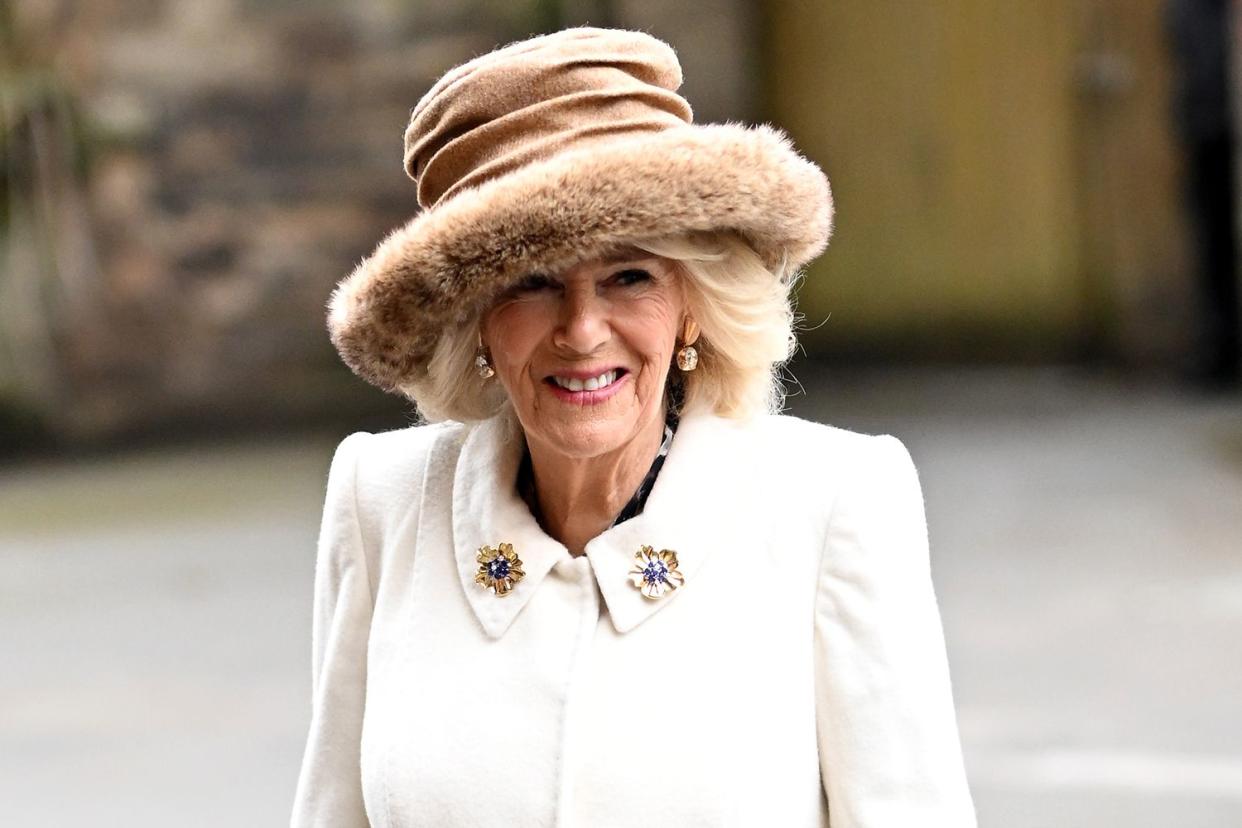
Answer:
[
  {"left": 291, "top": 432, "right": 374, "bottom": 828},
  {"left": 813, "top": 434, "right": 976, "bottom": 827}
]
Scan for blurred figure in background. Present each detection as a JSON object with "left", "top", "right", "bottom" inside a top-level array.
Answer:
[{"left": 1166, "top": 0, "right": 1241, "bottom": 388}]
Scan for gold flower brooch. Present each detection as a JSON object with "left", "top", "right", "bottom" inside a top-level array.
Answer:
[
  {"left": 475, "top": 542, "right": 525, "bottom": 596},
  {"left": 627, "top": 546, "right": 685, "bottom": 600}
]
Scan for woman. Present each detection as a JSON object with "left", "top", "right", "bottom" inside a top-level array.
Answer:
[{"left": 293, "top": 26, "right": 976, "bottom": 827}]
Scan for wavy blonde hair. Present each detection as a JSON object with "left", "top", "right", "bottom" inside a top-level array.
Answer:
[{"left": 401, "top": 230, "right": 801, "bottom": 423}]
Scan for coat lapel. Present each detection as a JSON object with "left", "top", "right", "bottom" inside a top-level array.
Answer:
[
  {"left": 451, "top": 406, "right": 751, "bottom": 638},
  {"left": 584, "top": 409, "right": 747, "bottom": 633},
  {"left": 452, "top": 410, "right": 571, "bottom": 639}
]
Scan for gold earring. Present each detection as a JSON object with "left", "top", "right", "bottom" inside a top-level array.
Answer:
[
  {"left": 475, "top": 334, "right": 495, "bottom": 379},
  {"left": 677, "top": 317, "right": 700, "bottom": 372}
]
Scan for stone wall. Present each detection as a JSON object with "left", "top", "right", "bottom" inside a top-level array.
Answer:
[{"left": 1, "top": 0, "right": 755, "bottom": 446}]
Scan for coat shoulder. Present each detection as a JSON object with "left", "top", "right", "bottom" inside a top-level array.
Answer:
[
  {"left": 724, "top": 414, "right": 919, "bottom": 521},
  {"left": 738, "top": 412, "right": 906, "bottom": 465},
  {"left": 340, "top": 420, "right": 467, "bottom": 531},
  {"left": 353, "top": 419, "right": 465, "bottom": 476},
  {"left": 689, "top": 411, "right": 904, "bottom": 509}
]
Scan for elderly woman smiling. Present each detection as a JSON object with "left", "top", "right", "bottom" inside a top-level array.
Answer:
[
  {"left": 473, "top": 236, "right": 780, "bottom": 557},
  {"left": 292, "top": 27, "right": 976, "bottom": 828}
]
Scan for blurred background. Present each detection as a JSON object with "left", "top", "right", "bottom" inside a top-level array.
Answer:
[{"left": 1, "top": 0, "right": 1240, "bottom": 825}]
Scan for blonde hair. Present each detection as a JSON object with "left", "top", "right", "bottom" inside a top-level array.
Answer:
[{"left": 402, "top": 230, "right": 801, "bottom": 423}]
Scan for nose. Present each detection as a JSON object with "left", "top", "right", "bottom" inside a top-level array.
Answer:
[{"left": 553, "top": 282, "right": 610, "bottom": 355}]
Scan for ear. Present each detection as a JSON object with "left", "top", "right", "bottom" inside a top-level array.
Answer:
[{"left": 682, "top": 316, "right": 700, "bottom": 346}]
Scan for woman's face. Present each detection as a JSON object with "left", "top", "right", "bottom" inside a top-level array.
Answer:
[{"left": 481, "top": 247, "right": 686, "bottom": 460}]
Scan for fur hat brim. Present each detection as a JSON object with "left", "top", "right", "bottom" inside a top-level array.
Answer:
[{"left": 327, "top": 122, "right": 833, "bottom": 395}]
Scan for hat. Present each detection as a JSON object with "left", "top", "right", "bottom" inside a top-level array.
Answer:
[{"left": 327, "top": 26, "right": 833, "bottom": 396}]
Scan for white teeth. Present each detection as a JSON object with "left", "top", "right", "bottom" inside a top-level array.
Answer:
[{"left": 553, "top": 370, "right": 617, "bottom": 392}]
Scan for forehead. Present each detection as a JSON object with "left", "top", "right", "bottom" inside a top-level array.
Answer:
[
  {"left": 557, "top": 245, "right": 667, "bottom": 278},
  {"left": 595, "top": 243, "right": 654, "bottom": 263}
]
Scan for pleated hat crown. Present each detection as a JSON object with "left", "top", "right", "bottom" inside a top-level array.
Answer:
[
  {"left": 404, "top": 28, "right": 693, "bottom": 210},
  {"left": 327, "top": 26, "right": 833, "bottom": 399}
]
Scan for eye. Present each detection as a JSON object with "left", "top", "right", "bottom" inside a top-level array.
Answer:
[{"left": 611, "top": 268, "right": 652, "bottom": 287}]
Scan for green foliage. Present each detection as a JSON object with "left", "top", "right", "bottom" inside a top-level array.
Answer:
[{"left": 0, "top": 0, "right": 99, "bottom": 444}]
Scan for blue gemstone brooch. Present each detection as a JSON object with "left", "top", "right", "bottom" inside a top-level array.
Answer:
[
  {"left": 627, "top": 546, "right": 685, "bottom": 600},
  {"left": 475, "top": 543, "right": 525, "bottom": 596}
]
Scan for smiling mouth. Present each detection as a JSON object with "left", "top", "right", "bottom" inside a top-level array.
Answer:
[{"left": 545, "top": 368, "right": 627, "bottom": 392}]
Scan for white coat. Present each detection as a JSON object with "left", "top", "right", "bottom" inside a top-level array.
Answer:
[{"left": 291, "top": 405, "right": 977, "bottom": 827}]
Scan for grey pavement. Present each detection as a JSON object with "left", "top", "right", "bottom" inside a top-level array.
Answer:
[{"left": 2, "top": 366, "right": 1240, "bottom": 827}]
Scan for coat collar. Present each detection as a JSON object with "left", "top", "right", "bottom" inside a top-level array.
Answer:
[{"left": 451, "top": 405, "right": 751, "bottom": 638}]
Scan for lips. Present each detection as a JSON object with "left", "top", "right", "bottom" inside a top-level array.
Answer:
[
  {"left": 543, "top": 367, "right": 630, "bottom": 403},
  {"left": 548, "top": 369, "right": 623, "bottom": 392}
]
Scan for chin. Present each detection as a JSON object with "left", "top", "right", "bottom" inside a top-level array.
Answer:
[
  {"left": 516, "top": 399, "right": 637, "bottom": 457},
  {"left": 541, "top": 417, "right": 635, "bottom": 459}
]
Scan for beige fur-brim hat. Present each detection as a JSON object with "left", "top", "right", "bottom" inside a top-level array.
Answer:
[{"left": 327, "top": 26, "right": 833, "bottom": 396}]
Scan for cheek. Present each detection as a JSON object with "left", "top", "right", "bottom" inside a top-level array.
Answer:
[
  {"left": 486, "top": 303, "right": 552, "bottom": 371},
  {"left": 622, "top": 300, "right": 682, "bottom": 367}
]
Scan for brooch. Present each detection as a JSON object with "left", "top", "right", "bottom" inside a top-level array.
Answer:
[
  {"left": 627, "top": 546, "right": 685, "bottom": 600},
  {"left": 475, "top": 542, "right": 525, "bottom": 596}
]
